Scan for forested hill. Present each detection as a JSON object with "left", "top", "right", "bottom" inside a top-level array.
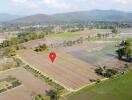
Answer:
[{"left": 3, "top": 10, "right": 132, "bottom": 24}]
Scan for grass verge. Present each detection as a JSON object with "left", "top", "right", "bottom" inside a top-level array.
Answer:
[{"left": 67, "top": 71, "right": 132, "bottom": 100}]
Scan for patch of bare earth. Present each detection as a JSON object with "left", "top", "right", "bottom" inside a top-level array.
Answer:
[
  {"left": 0, "top": 67, "right": 52, "bottom": 100},
  {"left": 18, "top": 50, "right": 101, "bottom": 90}
]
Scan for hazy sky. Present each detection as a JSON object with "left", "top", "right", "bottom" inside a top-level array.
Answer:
[{"left": 0, "top": 0, "right": 132, "bottom": 15}]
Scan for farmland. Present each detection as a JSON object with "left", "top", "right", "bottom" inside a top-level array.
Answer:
[
  {"left": 48, "top": 32, "right": 80, "bottom": 38},
  {"left": 17, "top": 40, "right": 128, "bottom": 91},
  {"left": 18, "top": 50, "right": 101, "bottom": 90},
  {"left": 67, "top": 71, "right": 132, "bottom": 100},
  {"left": 0, "top": 27, "right": 132, "bottom": 100},
  {"left": 68, "top": 45, "right": 127, "bottom": 68},
  {"left": 1, "top": 3, "right": 132, "bottom": 100},
  {"left": 0, "top": 76, "right": 21, "bottom": 93},
  {"left": 0, "top": 67, "right": 52, "bottom": 100}
]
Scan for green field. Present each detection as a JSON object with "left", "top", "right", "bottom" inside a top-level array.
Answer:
[
  {"left": 67, "top": 71, "right": 132, "bottom": 100},
  {"left": 48, "top": 33, "right": 80, "bottom": 38}
]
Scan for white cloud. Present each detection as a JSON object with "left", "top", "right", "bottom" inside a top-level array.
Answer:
[
  {"left": 44, "top": 0, "right": 57, "bottom": 5},
  {"left": 42, "top": 0, "right": 76, "bottom": 10},
  {"left": 11, "top": 0, "right": 43, "bottom": 14},
  {"left": 12, "top": 0, "right": 28, "bottom": 3},
  {"left": 115, "top": 0, "right": 132, "bottom": 5}
]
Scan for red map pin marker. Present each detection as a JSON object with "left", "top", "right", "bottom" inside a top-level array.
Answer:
[{"left": 49, "top": 51, "right": 56, "bottom": 63}]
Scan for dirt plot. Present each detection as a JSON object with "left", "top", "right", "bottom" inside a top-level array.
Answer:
[
  {"left": 21, "top": 37, "right": 80, "bottom": 49},
  {"left": 0, "top": 86, "right": 31, "bottom": 100},
  {"left": 56, "top": 42, "right": 114, "bottom": 53},
  {"left": 69, "top": 50, "right": 126, "bottom": 68},
  {"left": 67, "top": 43, "right": 126, "bottom": 68},
  {"left": 18, "top": 50, "right": 101, "bottom": 90},
  {"left": 0, "top": 67, "right": 52, "bottom": 100}
]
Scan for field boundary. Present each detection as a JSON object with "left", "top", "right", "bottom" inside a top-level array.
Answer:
[
  {"left": 16, "top": 54, "right": 108, "bottom": 93},
  {"left": 0, "top": 67, "right": 21, "bottom": 75},
  {"left": 61, "top": 78, "right": 108, "bottom": 98},
  {"left": 0, "top": 84, "right": 23, "bottom": 95},
  {"left": 16, "top": 55, "right": 75, "bottom": 91}
]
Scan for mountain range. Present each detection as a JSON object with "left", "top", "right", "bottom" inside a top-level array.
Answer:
[{"left": 1, "top": 10, "right": 132, "bottom": 24}]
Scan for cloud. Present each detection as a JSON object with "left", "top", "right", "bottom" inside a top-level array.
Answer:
[
  {"left": 11, "top": 0, "right": 39, "bottom": 9},
  {"left": 12, "top": 0, "right": 28, "bottom": 3},
  {"left": 0, "top": 0, "right": 132, "bottom": 15},
  {"left": 44, "top": 0, "right": 57, "bottom": 5},
  {"left": 42, "top": 0, "right": 77, "bottom": 10},
  {"left": 11, "top": 0, "right": 43, "bottom": 14},
  {"left": 115, "top": 0, "right": 132, "bottom": 5}
]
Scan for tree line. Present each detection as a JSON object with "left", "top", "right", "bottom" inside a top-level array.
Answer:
[
  {"left": 0, "top": 32, "right": 46, "bottom": 48},
  {"left": 116, "top": 39, "right": 132, "bottom": 61}
]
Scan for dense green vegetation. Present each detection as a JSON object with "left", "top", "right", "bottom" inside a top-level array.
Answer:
[
  {"left": 0, "top": 32, "right": 46, "bottom": 48},
  {"left": 67, "top": 71, "right": 132, "bottom": 100},
  {"left": 34, "top": 44, "right": 48, "bottom": 52},
  {"left": 116, "top": 39, "right": 132, "bottom": 61},
  {"left": 33, "top": 90, "right": 61, "bottom": 100},
  {"left": 95, "top": 66, "right": 117, "bottom": 78},
  {"left": 111, "top": 27, "right": 118, "bottom": 34},
  {"left": 33, "top": 94, "right": 50, "bottom": 100}
]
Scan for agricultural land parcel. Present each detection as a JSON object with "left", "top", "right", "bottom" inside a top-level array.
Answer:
[
  {"left": 0, "top": 67, "right": 52, "bottom": 100},
  {"left": 67, "top": 71, "right": 132, "bottom": 100}
]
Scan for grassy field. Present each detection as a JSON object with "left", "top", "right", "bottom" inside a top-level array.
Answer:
[
  {"left": 67, "top": 71, "right": 132, "bottom": 100},
  {"left": 48, "top": 32, "right": 80, "bottom": 38}
]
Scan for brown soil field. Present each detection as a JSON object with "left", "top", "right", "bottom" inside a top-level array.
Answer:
[
  {"left": 0, "top": 85, "right": 32, "bottom": 100},
  {"left": 97, "top": 57, "right": 127, "bottom": 69},
  {"left": 21, "top": 36, "right": 81, "bottom": 49},
  {"left": 56, "top": 42, "right": 113, "bottom": 53},
  {"left": 18, "top": 50, "right": 101, "bottom": 90},
  {"left": 0, "top": 67, "right": 52, "bottom": 100},
  {"left": 73, "top": 29, "right": 112, "bottom": 36}
]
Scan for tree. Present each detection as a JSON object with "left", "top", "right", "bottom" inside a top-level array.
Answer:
[
  {"left": 116, "top": 39, "right": 132, "bottom": 61},
  {"left": 34, "top": 44, "right": 48, "bottom": 52},
  {"left": 112, "top": 28, "right": 118, "bottom": 34},
  {"left": 49, "top": 89, "right": 60, "bottom": 100},
  {"left": 8, "top": 50, "right": 16, "bottom": 56},
  {"left": 95, "top": 66, "right": 117, "bottom": 78},
  {"left": 116, "top": 48, "right": 125, "bottom": 59}
]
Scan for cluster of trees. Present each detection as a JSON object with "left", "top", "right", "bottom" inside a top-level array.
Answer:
[
  {"left": 34, "top": 44, "right": 48, "bottom": 52},
  {"left": 95, "top": 66, "right": 117, "bottom": 78},
  {"left": 116, "top": 39, "right": 132, "bottom": 61},
  {"left": 86, "top": 21, "right": 132, "bottom": 29},
  {"left": 111, "top": 28, "right": 118, "bottom": 34},
  {"left": 63, "top": 37, "right": 83, "bottom": 47},
  {"left": 33, "top": 89, "right": 60, "bottom": 100},
  {"left": 49, "top": 37, "right": 83, "bottom": 48},
  {"left": 33, "top": 94, "right": 50, "bottom": 100},
  {"left": 1, "top": 47, "right": 16, "bottom": 57},
  {"left": 0, "top": 32, "right": 46, "bottom": 48}
]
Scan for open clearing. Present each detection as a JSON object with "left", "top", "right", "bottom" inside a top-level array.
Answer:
[
  {"left": 0, "top": 67, "right": 52, "bottom": 100},
  {"left": 67, "top": 71, "right": 132, "bottom": 100},
  {"left": 18, "top": 50, "right": 101, "bottom": 90},
  {"left": 17, "top": 42, "right": 126, "bottom": 90},
  {"left": 48, "top": 32, "right": 80, "bottom": 38},
  {"left": 68, "top": 45, "right": 127, "bottom": 69}
]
